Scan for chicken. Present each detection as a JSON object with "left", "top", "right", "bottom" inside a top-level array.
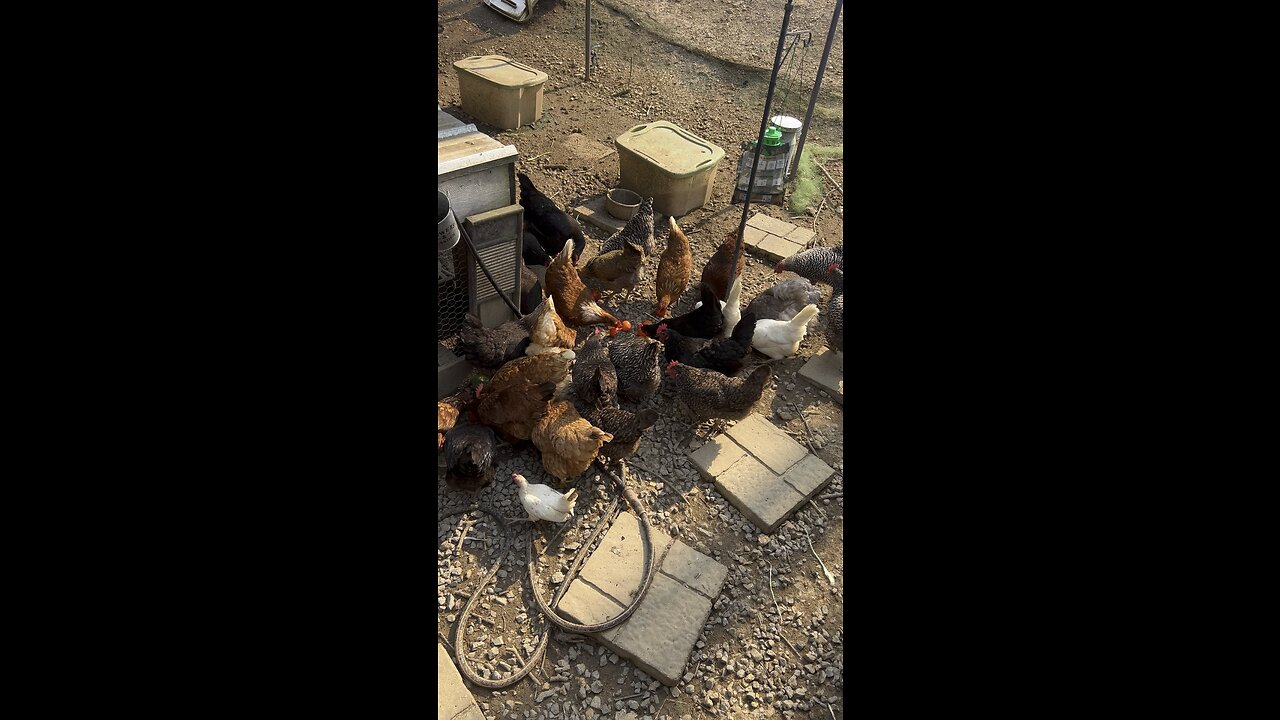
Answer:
[
  {"left": 585, "top": 402, "right": 659, "bottom": 463},
  {"left": 744, "top": 278, "right": 823, "bottom": 328},
  {"left": 638, "top": 283, "right": 723, "bottom": 340},
  {"left": 532, "top": 401, "right": 614, "bottom": 481},
  {"left": 526, "top": 297, "right": 576, "bottom": 356},
  {"left": 491, "top": 348, "right": 575, "bottom": 390},
  {"left": 751, "top": 304, "right": 820, "bottom": 359},
  {"left": 719, "top": 275, "right": 743, "bottom": 338},
  {"left": 599, "top": 197, "right": 657, "bottom": 256},
  {"left": 665, "top": 361, "right": 772, "bottom": 424},
  {"left": 580, "top": 238, "right": 645, "bottom": 299},
  {"left": 522, "top": 231, "right": 552, "bottom": 268},
  {"left": 512, "top": 472, "right": 578, "bottom": 523},
  {"left": 571, "top": 328, "right": 619, "bottom": 409},
  {"left": 699, "top": 230, "right": 745, "bottom": 302},
  {"left": 477, "top": 379, "right": 557, "bottom": 443},
  {"left": 443, "top": 423, "right": 497, "bottom": 491},
  {"left": 689, "top": 312, "right": 758, "bottom": 376},
  {"left": 518, "top": 172, "right": 586, "bottom": 265},
  {"left": 656, "top": 324, "right": 708, "bottom": 366},
  {"left": 827, "top": 265, "right": 844, "bottom": 355},
  {"left": 775, "top": 244, "right": 843, "bottom": 286},
  {"left": 654, "top": 216, "right": 693, "bottom": 318},
  {"left": 454, "top": 313, "right": 534, "bottom": 369},
  {"left": 605, "top": 332, "right": 663, "bottom": 404},
  {"left": 520, "top": 261, "right": 544, "bottom": 316},
  {"left": 438, "top": 400, "right": 461, "bottom": 450},
  {"left": 547, "top": 243, "right": 630, "bottom": 331}
]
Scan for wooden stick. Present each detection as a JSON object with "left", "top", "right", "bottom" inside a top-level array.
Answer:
[{"left": 817, "top": 161, "right": 843, "bottom": 196}]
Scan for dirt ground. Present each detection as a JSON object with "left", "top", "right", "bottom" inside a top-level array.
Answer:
[{"left": 439, "top": 2, "right": 844, "bottom": 719}]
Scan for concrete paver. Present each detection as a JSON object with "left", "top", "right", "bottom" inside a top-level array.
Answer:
[
  {"left": 798, "top": 348, "right": 843, "bottom": 404},
  {"left": 439, "top": 643, "right": 485, "bottom": 720},
  {"left": 784, "top": 226, "right": 816, "bottom": 245},
  {"left": 574, "top": 195, "right": 627, "bottom": 233},
  {"left": 743, "top": 224, "right": 771, "bottom": 247},
  {"left": 715, "top": 454, "right": 805, "bottom": 532},
  {"left": 746, "top": 212, "right": 796, "bottom": 237},
  {"left": 755, "top": 233, "right": 805, "bottom": 263},
  {"left": 781, "top": 452, "right": 836, "bottom": 497},
  {"left": 688, "top": 434, "right": 748, "bottom": 482},
  {"left": 725, "top": 413, "right": 808, "bottom": 474},
  {"left": 558, "top": 511, "right": 729, "bottom": 686}
]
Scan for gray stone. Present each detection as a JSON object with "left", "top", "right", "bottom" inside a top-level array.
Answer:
[
  {"left": 746, "top": 212, "right": 796, "bottom": 237},
  {"left": 726, "top": 414, "right": 808, "bottom": 474},
  {"left": 659, "top": 540, "right": 729, "bottom": 601},
  {"left": 743, "top": 224, "right": 771, "bottom": 247},
  {"left": 781, "top": 453, "right": 835, "bottom": 497},
  {"left": 783, "top": 226, "right": 816, "bottom": 245},
  {"left": 714, "top": 455, "right": 805, "bottom": 533},
  {"left": 687, "top": 434, "right": 748, "bottom": 481},
  {"left": 798, "top": 349, "right": 843, "bottom": 404},
  {"left": 575, "top": 511, "right": 675, "bottom": 606},
  {"left": 558, "top": 577, "right": 627, "bottom": 627},
  {"left": 598, "top": 572, "right": 714, "bottom": 686},
  {"left": 754, "top": 233, "right": 805, "bottom": 263},
  {"left": 438, "top": 643, "right": 486, "bottom": 720}
]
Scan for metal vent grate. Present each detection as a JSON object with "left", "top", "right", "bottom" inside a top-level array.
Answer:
[{"left": 471, "top": 239, "right": 518, "bottom": 305}]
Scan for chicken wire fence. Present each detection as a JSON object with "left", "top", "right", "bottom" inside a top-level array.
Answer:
[{"left": 438, "top": 242, "right": 470, "bottom": 342}]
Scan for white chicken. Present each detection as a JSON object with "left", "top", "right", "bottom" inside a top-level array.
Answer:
[
  {"left": 751, "top": 304, "right": 820, "bottom": 359},
  {"left": 718, "top": 275, "right": 742, "bottom": 339},
  {"left": 512, "top": 472, "right": 578, "bottom": 523}
]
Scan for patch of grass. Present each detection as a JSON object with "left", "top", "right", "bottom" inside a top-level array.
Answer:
[
  {"left": 812, "top": 103, "right": 843, "bottom": 121},
  {"left": 788, "top": 144, "right": 843, "bottom": 214}
]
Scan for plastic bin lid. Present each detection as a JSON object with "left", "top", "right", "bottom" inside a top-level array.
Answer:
[
  {"left": 453, "top": 55, "right": 548, "bottom": 87},
  {"left": 615, "top": 121, "right": 726, "bottom": 178}
]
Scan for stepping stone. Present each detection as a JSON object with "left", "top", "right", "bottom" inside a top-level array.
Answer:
[
  {"left": 752, "top": 233, "right": 805, "bottom": 263},
  {"left": 742, "top": 224, "right": 771, "bottom": 248},
  {"left": 798, "top": 348, "right": 843, "bottom": 404},
  {"left": 746, "top": 212, "right": 796, "bottom": 237},
  {"left": 573, "top": 195, "right": 627, "bottom": 233},
  {"left": 687, "top": 412, "right": 837, "bottom": 532},
  {"left": 784, "top": 226, "right": 816, "bottom": 246},
  {"left": 557, "top": 511, "right": 728, "bottom": 686},
  {"left": 438, "top": 643, "right": 485, "bottom": 720}
]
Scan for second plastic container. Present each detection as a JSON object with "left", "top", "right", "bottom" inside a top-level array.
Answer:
[{"left": 615, "top": 121, "right": 725, "bottom": 217}]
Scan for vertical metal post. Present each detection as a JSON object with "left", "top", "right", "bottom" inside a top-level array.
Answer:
[
  {"left": 585, "top": 0, "right": 592, "bottom": 81},
  {"left": 791, "top": 0, "right": 842, "bottom": 178},
  {"left": 733, "top": 0, "right": 795, "bottom": 280}
]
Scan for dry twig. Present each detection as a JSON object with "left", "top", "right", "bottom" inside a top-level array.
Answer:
[
  {"left": 818, "top": 161, "right": 844, "bottom": 196},
  {"left": 802, "top": 524, "right": 838, "bottom": 587}
]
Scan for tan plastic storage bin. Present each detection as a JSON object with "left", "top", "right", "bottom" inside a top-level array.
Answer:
[
  {"left": 615, "top": 121, "right": 726, "bottom": 217},
  {"left": 453, "top": 55, "right": 548, "bottom": 130}
]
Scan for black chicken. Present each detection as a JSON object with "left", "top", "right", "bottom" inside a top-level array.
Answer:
[
  {"left": 637, "top": 283, "right": 723, "bottom": 340},
  {"left": 522, "top": 231, "right": 552, "bottom": 268},
  {"left": 443, "top": 423, "right": 497, "bottom": 491},
  {"left": 688, "top": 312, "right": 758, "bottom": 376},
  {"left": 518, "top": 173, "right": 586, "bottom": 266},
  {"left": 656, "top": 324, "right": 707, "bottom": 366}
]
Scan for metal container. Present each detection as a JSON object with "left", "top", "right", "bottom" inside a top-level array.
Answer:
[
  {"left": 605, "top": 188, "right": 642, "bottom": 219},
  {"left": 771, "top": 115, "right": 803, "bottom": 178}
]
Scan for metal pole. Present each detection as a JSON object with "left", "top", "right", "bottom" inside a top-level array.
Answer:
[
  {"left": 585, "top": 0, "right": 592, "bottom": 81},
  {"left": 734, "top": 0, "right": 795, "bottom": 280},
  {"left": 791, "top": 0, "right": 842, "bottom": 178}
]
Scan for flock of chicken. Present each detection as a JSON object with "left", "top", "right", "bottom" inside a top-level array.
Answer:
[{"left": 439, "top": 172, "right": 844, "bottom": 519}]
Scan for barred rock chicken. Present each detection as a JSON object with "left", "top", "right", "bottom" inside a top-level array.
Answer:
[
  {"left": 656, "top": 324, "right": 708, "bottom": 366},
  {"left": 776, "top": 244, "right": 843, "bottom": 286},
  {"left": 699, "top": 230, "right": 745, "bottom": 302},
  {"left": 605, "top": 332, "right": 663, "bottom": 404},
  {"left": 571, "top": 328, "right": 619, "bottom": 409},
  {"left": 454, "top": 313, "right": 534, "bottom": 369},
  {"left": 827, "top": 265, "right": 844, "bottom": 355},
  {"left": 526, "top": 297, "right": 576, "bottom": 356},
  {"left": 689, "top": 312, "right": 758, "bottom": 377},
  {"left": 665, "top": 361, "right": 772, "bottom": 425},
  {"left": 752, "top": 304, "right": 820, "bottom": 359},
  {"left": 580, "top": 238, "right": 645, "bottom": 299},
  {"left": 585, "top": 401, "right": 659, "bottom": 463},
  {"left": 638, "top": 283, "right": 723, "bottom": 340},
  {"left": 443, "top": 423, "right": 497, "bottom": 491},
  {"left": 518, "top": 172, "right": 586, "bottom": 266},
  {"left": 654, "top": 216, "right": 692, "bottom": 318},
  {"left": 745, "top": 278, "right": 823, "bottom": 328},
  {"left": 547, "top": 243, "right": 630, "bottom": 332},
  {"left": 532, "top": 400, "right": 614, "bottom": 481},
  {"left": 599, "top": 197, "right": 657, "bottom": 256},
  {"left": 513, "top": 472, "right": 578, "bottom": 523}
]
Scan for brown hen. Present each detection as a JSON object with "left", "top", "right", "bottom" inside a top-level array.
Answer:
[
  {"left": 547, "top": 244, "right": 629, "bottom": 330},
  {"left": 699, "top": 230, "right": 745, "bottom": 303},
  {"left": 532, "top": 400, "right": 614, "bottom": 482},
  {"left": 654, "top": 216, "right": 692, "bottom": 318}
]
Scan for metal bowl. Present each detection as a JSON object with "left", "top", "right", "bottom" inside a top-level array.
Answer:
[{"left": 605, "top": 188, "right": 642, "bottom": 220}]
